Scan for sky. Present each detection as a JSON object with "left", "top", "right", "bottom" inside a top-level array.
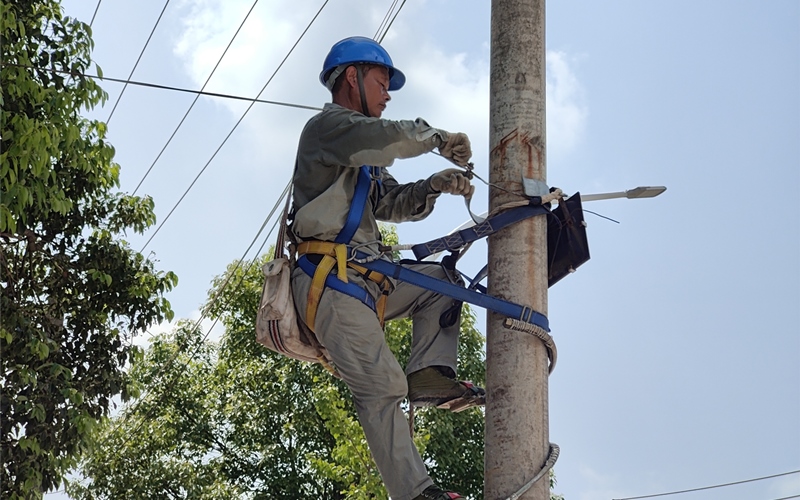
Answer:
[{"left": 49, "top": 1, "right": 799, "bottom": 499}]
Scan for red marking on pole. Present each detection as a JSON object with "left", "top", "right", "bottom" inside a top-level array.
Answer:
[
  {"left": 521, "top": 132, "right": 544, "bottom": 180},
  {"left": 491, "top": 128, "right": 519, "bottom": 166}
]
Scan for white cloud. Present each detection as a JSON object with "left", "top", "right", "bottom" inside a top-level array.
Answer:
[
  {"left": 546, "top": 50, "right": 588, "bottom": 157},
  {"left": 173, "top": 0, "right": 296, "bottom": 107},
  {"left": 395, "top": 43, "right": 490, "bottom": 160}
]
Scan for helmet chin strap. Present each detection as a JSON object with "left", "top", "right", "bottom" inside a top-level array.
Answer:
[{"left": 356, "top": 65, "right": 371, "bottom": 117}]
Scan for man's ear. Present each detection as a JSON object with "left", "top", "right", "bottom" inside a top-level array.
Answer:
[{"left": 345, "top": 65, "right": 359, "bottom": 89}]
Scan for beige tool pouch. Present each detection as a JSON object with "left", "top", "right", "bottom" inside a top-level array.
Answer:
[
  {"left": 255, "top": 257, "right": 325, "bottom": 363},
  {"left": 254, "top": 182, "right": 337, "bottom": 375}
]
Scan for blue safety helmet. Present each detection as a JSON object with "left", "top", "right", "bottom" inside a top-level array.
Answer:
[{"left": 319, "top": 36, "right": 406, "bottom": 91}]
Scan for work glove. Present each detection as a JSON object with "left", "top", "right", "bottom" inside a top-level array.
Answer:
[
  {"left": 430, "top": 168, "right": 475, "bottom": 198},
  {"left": 438, "top": 132, "right": 472, "bottom": 167}
]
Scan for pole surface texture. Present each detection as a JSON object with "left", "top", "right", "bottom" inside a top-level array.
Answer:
[{"left": 485, "top": 1, "right": 549, "bottom": 499}]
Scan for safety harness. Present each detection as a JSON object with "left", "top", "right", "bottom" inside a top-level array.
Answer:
[
  {"left": 294, "top": 164, "right": 586, "bottom": 351},
  {"left": 296, "top": 165, "right": 392, "bottom": 331}
]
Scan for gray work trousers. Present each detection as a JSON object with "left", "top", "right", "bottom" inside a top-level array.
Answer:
[{"left": 291, "top": 261, "right": 461, "bottom": 500}]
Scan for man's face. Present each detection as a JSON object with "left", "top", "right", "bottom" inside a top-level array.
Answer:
[{"left": 361, "top": 66, "right": 391, "bottom": 118}]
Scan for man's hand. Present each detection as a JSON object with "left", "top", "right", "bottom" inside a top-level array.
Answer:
[
  {"left": 438, "top": 132, "right": 472, "bottom": 167},
  {"left": 430, "top": 168, "right": 474, "bottom": 198}
]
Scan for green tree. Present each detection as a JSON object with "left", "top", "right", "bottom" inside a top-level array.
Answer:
[
  {"left": 1, "top": 1, "right": 177, "bottom": 496},
  {"left": 69, "top": 244, "right": 487, "bottom": 499}
]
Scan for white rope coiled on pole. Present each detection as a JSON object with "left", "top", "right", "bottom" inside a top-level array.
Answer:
[{"left": 503, "top": 318, "right": 557, "bottom": 374}]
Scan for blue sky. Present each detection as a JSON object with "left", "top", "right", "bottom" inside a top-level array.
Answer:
[{"left": 51, "top": 1, "right": 799, "bottom": 499}]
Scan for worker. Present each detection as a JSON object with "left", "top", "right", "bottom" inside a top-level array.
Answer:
[{"left": 290, "top": 36, "right": 481, "bottom": 500}]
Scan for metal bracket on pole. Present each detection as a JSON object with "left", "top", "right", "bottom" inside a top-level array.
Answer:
[{"left": 522, "top": 177, "right": 549, "bottom": 197}]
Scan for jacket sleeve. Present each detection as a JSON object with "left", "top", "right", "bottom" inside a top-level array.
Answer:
[
  {"left": 317, "top": 110, "right": 448, "bottom": 168},
  {"left": 373, "top": 168, "right": 440, "bottom": 223}
]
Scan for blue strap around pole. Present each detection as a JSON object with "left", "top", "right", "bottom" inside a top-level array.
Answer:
[
  {"left": 355, "top": 251, "right": 550, "bottom": 332},
  {"left": 411, "top": 203, "right": 549, "bottom": 260}
]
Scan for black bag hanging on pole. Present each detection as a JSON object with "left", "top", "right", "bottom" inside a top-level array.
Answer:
[{"left": 547, "top": 193, "right": 590, "bottom": 288}]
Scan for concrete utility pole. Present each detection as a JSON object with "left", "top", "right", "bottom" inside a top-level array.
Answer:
[{"left": 485, "top": 0, "right": 550, "bottom": 499}]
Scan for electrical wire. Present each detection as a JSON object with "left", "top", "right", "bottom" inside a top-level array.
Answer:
[
  {"left": 91, "top": 0, "right": 327, "bottom": 461},
  {"left": 131, "top": 0, "right": 262, "bottom": 195},
  {"left": 106, "top": 0, "right": 171, "bottom": 125},
  {"left": 89, "top": 0, "right": 102, "bottom": 27},
  {"left": 377, "top": 0, "right": 407, "bottom": 44},
  {"left": 374, "top": 0, "right": 399, "bottom": 40},
  {"left": 612, "top": 469, "right": 800, "bottom": 500},
  {"left": 138, "top": 0, "right": 330, "bottom": 253},
  {"left": 1, "top": 63, "right": 322, "bottom": 111},
  {"left": 109, "top": 180, "right": 290, "bottom": 451},
  {"left": 583, "top": 209, "right": 619, "bottom": 224},
  {"left": 92, "top": 73, "right": 320, "bottom": 111},
  {"left": 431, "top": 150, "right": 524, "bottom": 199}
]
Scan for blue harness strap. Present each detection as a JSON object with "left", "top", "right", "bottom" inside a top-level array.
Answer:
[
  {"left": 300, "top": 165, "right": 376, "bottom": 312},
  {"left": 335, "top": 165, "right": 372, "bottom": 244},
  {"left": 297, "top": 254, "right": 376, "bottom": 311},
  {"left": 354, "top": 250, "right": 550, "bottom": 332},
  {"left": 411, "top": 203, "right": 549, "bottom": 260}
]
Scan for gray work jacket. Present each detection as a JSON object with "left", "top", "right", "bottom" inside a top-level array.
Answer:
[{"left": 291, "top": 103, "right": 449, "bottom": 256}]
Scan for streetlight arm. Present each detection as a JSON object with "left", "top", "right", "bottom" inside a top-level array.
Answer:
[{"left": 577, "top": 186, "right": 666, "bottom": 202}]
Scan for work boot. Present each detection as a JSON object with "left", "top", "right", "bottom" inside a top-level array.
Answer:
[
  {"left": 407, "top": 367, "right": 485, "bottom": 413},
  {"left": 413, "top": 485, "right": 463, "bottom": 499}
]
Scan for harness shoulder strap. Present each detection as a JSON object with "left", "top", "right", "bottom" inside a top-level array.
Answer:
[
  {"left": 335, "top": 165, "right": 371, "bottom": 243},
  {"left": 303, "top": 165, "right": 383, "bottom": 331}
]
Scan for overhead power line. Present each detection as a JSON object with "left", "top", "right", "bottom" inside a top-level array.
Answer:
[
  {"left": 613, "top": 469, "right": 800, "bottom": 500},
  {"left": 377, "top": 0, "right": 407, "bottom": 44},
  {"left": 125, "top": 0, "right": 409, "bottom": 404},
  {"left": 106, "top": 0, "right": 171, "bottom": 125},
  {"left": 132, "top": 0, "right": 262, "bottom": 195},
  {"left": 138, "top": 0, "right": 331, "bottom": 253},
  {"left": 374, "top": 0, "right": 400, "bottom": 40},
  {"left": 95, "top": 73, "right": 321, "bottom": 111},
  {"left": 89, "top": 0, "right": 102, "bottom": 27},
  {"left": 2, "top": 63, "right": 322, "bottom": 111},
  {"left": 111, "top": 181, "right": 291, "bottom": 452},
  {"left": 119, "top": 0, "right": 409, "bottom": 437},
  {"left": 107, "top": 0, "right": 409, "bottom": 456}
]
